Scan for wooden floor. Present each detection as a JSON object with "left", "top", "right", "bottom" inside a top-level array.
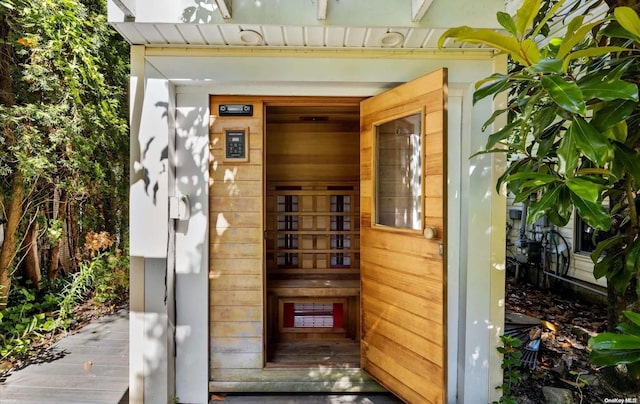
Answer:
[
  {"left": 0, "top": 310, "right": 129, "bottom": 404},
  {"left": 267, "top": 339, "right": 360, "bottom": 368}
]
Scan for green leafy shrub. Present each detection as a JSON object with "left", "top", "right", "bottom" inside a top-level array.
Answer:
[
  {"left": 589, "top": 310, "right": 640, "bottom": 380},
  {"left": 93, "top": 251, "right": 129, "bottom": 308},
  {"left": 0, "top": 287, "right": 59, "bottom": 361},
  {"left": 0, "top": 250, "right": 128, "bottom": 366},
  {"left": 57, "top": 256, "right": 105, "bottom": 321},
  {"left": 494, "top": 334, "right": 523, "bottom": 404}
]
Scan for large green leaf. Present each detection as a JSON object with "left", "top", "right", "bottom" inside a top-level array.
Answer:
[
  {"left": 556, "top": 20, "right": 605, "bottom": 59},
  {"left": 624, "top": 311, "right": 640, "bottom": 330},
  {"left": 519, "top": 173, "right": 559, "bottom": 189},
  {"left": 438, "top": 27, "right": 534, "bottom": 65},
  {"left": 592, "top": 100, "right": 637, "bottom": 132},
  {"left": 531, "top": 106, "right": 558, "bottom": 137},
  {"left": 570, "top": 116, "right": 613, "bottom": 166},
  {"left": 625, "top": 239, "right": 640, "bottom": 278},
  {"left": 602, "top": 21, "right": 640, "bottom": 41},
  {"left": 566, "top": 177, "right": 602, "bottom": 203},
  {"left": 572, "top": 195, "right": 610, "bottom": 231},
  {"left": 603, "top": 120, "right": 628, "bottom": 143},
  {"left": 590, "top": 346, "right": 640, "bottom": 366},
  {"left": 474, "top": 76, "right": 510, "bottom": 105},
  {"left": 591, "top": 234, "right": 624, "bottom": 264},
  {"left": 614, "top": 6, "right": 640, "bottom": 39},
  {"left": 562, "top": 46, "right": 630, "bottom": 72},
  {"left": 516, "top": 0, "right": 542, "bottom": 37},
  {"left": 527, "top": 184, "right": 562, "bottom": 224},
  {"left": 486, "top": 121, "right": 518, "bottom": 149},
  {"left": 506, "top": 171, "right": 556, "bottom": 204},
  {"left": 541, "top": 75, "right": 585, "bottom": 115},
  {"left": 545, "top": 186, "right": 572, "bottom": 227},
  {"left": 579, "top": 76, "right": 639, "bottom": 102},
  {"left": 557, "top": 129, "right": 579, "bottom": 176},
  {"left": 496, "top": 158, "right": 532, "bottom": 193},
  {"left": 535, "top": 130, "right": 556, "bottom": 158},
  {"left": 531, "top": 0, "right": 567, "bottom": 39},
  {"left": 617, "top": 321, "right": 640, "bottom": 336},
  {"left": 615, "top": 144, "right": 640, "bottom": 185},
  {"left": 520, "top": 39, "right": 541, "bottom": 65},
  {"left": 482, "top": 108, "right": 509, "bottom": 132},
  {"left": 530, "top": 58, "right": 563, "bottom": 74},
  {"left": 497, "top": 11, "right": 518, "bottom": 36},
  {"left": 590, "top": 332, "right": 640, "bottom": 351},
  {"left": 474, "top": 73, "right": 509, "bottom": 90},
  {"left": 594, "top": 250, "right": 623, "bottom": 279},
  {"left": 558, "top": 15, "right": 584, "bottom": 54}
]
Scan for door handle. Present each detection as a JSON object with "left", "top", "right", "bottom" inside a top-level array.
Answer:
[{"left": 423, "top": 227, "right": 437, "bottom": 240}]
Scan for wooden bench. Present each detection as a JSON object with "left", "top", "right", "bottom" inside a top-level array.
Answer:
[{"left": 267, "top": 278, "right": 360, "bottom": 341}]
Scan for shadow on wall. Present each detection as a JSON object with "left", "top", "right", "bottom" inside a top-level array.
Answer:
[
  {"left": 182, "top": 0, "right": 217, "bottom": 23},
  {"left": 129, "top": 94, "right": 210, "bottom": 401}
]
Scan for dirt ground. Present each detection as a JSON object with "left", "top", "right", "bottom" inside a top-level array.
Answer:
[{"left": 505, "top": 277, "right": 640, "bottom": 403}]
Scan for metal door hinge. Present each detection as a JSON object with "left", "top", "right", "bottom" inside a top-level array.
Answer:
[{"left": 439, "top": 243, "right": 444, "bottom": 257}]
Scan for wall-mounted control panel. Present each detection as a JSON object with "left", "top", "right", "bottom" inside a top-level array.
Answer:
[
  {"left": 219, "top": 104, "right": 253, "bottom": 116},
  {"left": 224, "top": 128, "right": 249, "bottom": 162}
]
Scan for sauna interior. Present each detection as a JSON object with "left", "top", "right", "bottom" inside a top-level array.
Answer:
[{"left": 265, "top": 103, "right": 361, "bottom": 367}]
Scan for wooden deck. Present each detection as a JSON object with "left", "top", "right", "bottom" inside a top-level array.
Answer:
[{"left": 0, "top": 310, "right": 129, "bottom": 404}]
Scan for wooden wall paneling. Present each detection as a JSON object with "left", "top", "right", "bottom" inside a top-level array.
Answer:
[
  {"left": 209, "top": 96, "right": 265, "bottom": 374},
  {"left": 359, "top": 69, "right": 447, "bottom": 403},
  {"left": 209, "top": 95, "right": 366, "bottom": 381}
]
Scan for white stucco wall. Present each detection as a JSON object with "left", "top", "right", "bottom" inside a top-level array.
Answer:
[
  {"left": 174, "top": 92, "right": 210, "bottom": 404},
  {"left": 129, "top": 46, "right": 177, "bottom": 403},
  {"left": 456, "top": 56, "right": 507, "bottom": 403}
]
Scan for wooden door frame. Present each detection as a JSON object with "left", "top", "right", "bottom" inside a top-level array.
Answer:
[{"left": 262, "top": 96, "right": 364, "bottom": 365}]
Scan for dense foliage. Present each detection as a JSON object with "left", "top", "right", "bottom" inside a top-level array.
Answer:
[
  {"left": 439, "top": 0, "right": 640, "bottom": 388},
  {"left": 0, "top": 0, "right": 129, "bottom": 307},
  {"left": 0, "top": 248, "right": 128, "bottom": 369}
]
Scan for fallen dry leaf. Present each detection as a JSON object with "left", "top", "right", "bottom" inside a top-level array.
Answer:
[
  {"left": 210, "top": 394, "right": 226, "bottom": 401},
  {"left": 83, "top": 361, "right": 93, "bottom": 372}
]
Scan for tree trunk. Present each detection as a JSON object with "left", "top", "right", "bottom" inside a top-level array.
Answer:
[
  {"left": 0, "top": 174, "right": 26, "bottom": 309},
  {"left": 22, "top": 217, "right": 41, "bottom": 287},
  {"left": 48, "top": 191, "right": 68, "bottom": 279},
  {"left": 66, "top": 203, "right": 79, "bottom": 272}
]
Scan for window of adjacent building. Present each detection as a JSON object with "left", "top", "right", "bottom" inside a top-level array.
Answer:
[{"left": 575, "top": 215, "right": 596, "bottom": 254}]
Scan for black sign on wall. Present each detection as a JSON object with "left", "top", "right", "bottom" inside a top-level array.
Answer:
[{"left": 219, "top": 104, "right": 253, "bottom": 116}]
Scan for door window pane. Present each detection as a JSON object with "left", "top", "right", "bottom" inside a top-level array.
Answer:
[{"left": 375, "top": 113, "right": 422, "bottom": 230}]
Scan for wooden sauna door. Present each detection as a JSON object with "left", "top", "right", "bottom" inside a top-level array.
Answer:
[{"left": 359, "top": 69, "right": 447, "bottom": 404}]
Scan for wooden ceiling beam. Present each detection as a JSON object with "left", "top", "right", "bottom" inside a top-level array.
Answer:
[
  {"left": 215, "top": 0, "right": 232, "bottom": 19},
  {"left": 411, "top": 0, "right": 434, "bottom": 22}
]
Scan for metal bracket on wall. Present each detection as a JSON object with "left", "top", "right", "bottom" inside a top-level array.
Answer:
[{"left": 169, "top": 195, "right": 190, "bottom": 221}]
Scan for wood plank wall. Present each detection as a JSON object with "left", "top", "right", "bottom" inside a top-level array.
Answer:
[
  {"left": 209, "top": 96, "right": 265, "bottom": 375},
  {"left": 266, "top": 106, "right": 360, "bottom": 183}
]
